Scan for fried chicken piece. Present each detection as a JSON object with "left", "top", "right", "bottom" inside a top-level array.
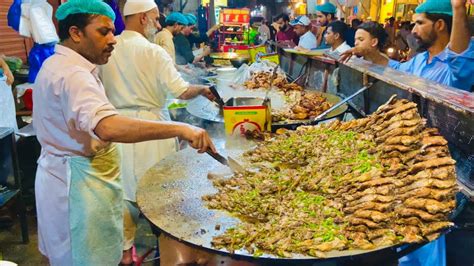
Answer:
[
  {"left": 396, "top": 217, "right": 424, "bottom": 226},
  {"left": 399, "top": 166, "right": 453, "bottom": 185},
  {"left": 366, "top": 229, "right": 394, "bottom": 240},
  {"left": 372, "top": 234, "right": 397, "bottom": 246},
  {"left": 343, "top": 201, "right": 393, "bottom": 214},
  {"left": 414, "top": 150, "right": 450, "bottom": 162},
  {"left": 393, "top": 225, "right": 424, "bottom": 243},
  {"left": 377, "top": 119, "right": 423, "bottom": 136},
  {"left": 396, "top": 207, "right": 447, "bottom": 222},
  {"left": 398, "top": 178, "right": 457, "bottom": 194},
  {"left": 348, "top": 217, "right": 383, "bottom": 228},
  {"left": 383, "top": 144, "right": 413, "bottom": 153},
  {"left": 403, "top": 198, "right": 456, "bottom": 214},
  {"left": 385, "top": 135, "right": 420, "bottom": 146},
  {"left": 353, "top": 210, "right": 392, "bottom": 223},
  {"left": 373, "top": 95, "right": 407, "bottom": 115},
  {"left": 420, "top": 221, "right": 454, "bottom": 236},
  {"left": 425, "top": 232, "right": 442, "bottom": 242},
  {"left": 373, "top": 109, "right": 418, "bottom": 131},
  {"left": 356, "top": 178, "right": 396, "bottom": 191},
  {"left": 421, "top": 136, "right": 448, "bottom": 149},
  {"left": 345, "top": 194, "right": 394, "bottom": 208},
  {"left": 344, "top": 184, "right": 395, "bottom": 201},
  {"left": 399, "top": 187, "right": 456, "bottom": 201},
  {"left": 421, "top": 128, "right": 440, "bottom": 137},
  {"left": 345, "top": 231, "right": 376, "bottom": 250},
  {"left": 409, "top": 157, "right": 456, "bottom": 174},
  {"left": 382, "top": 102, "right": 418, "bottom": 119},
  {"left": 346, "top": 225, "right": 369, "bottom": 232},
  {"left": 375, "top": 125, "right": 421, "bottom": 143},
  {"left": 314, "top": 238, "right": 346, "bottom": 252}
]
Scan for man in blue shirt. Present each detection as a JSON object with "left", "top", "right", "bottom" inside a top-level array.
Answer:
[
  {"left": 340, "top": 1, "right": 473, "bottom": 265},
  {"left": 315, "top": 2, "right": 337, "bottom": 49},
  {"left": 342, "top": 0, "right": 474, "bottom": 92}
]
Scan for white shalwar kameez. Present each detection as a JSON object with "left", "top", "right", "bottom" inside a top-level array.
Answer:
[{"left": 33, "top": 45, "right": 123, "bottom": 266}]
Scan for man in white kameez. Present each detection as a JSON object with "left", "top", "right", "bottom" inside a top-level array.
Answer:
[
  {"left": 99, "top": 1, "right": 216, "bottom": 264},
  {"left": 33, "top": 1, "right": 216, "bottom": 265}
]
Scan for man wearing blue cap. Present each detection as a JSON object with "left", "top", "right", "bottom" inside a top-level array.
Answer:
[
  {"left": 315, "top": 1, "right": 338, "bottom": 49},
  {"left": 33, "top": 0, "right": 216, "bottom": 265},
  {"left": 174, "top": 13, "right": 212, "bottom": 65},
  {"left": 155, "top": 11, "right": 188, "bottom": 62},
  {"left": 184, "top": 13, "right": 220, "bottom": 50}
]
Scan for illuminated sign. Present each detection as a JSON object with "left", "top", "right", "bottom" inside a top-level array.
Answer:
[{"left": 219, "top": 8, "right": 251, "bottom": 24}]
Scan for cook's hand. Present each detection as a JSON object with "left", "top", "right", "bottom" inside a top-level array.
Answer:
[
  {"left": 451, "top": 0, "right": 472, "bottom": 8},
  {"left": 339, "top": 46, "right": 368, "bottom": 63},
  {"left": 201, "top": 87, "right": 216, "bottom": 101},
  {"left": 4, "top": 69, "right": 14, "bottom": 85},
  {"left": 181, "top": 125, "right": 216, "bottom": 153},
  {"left": 203, "top": 46, "right": 211, "bottom": 56},
  {"left": 339, "top": 48, "right": 355, "bottom": 63}
]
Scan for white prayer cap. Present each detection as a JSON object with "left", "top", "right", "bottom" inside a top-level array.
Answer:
[{"left": 123, "top": 0, "right": 158, "bottom": 16}]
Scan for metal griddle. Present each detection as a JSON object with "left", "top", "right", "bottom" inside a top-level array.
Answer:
[{"left": 136, "top": 138, "right": 423, "bottom": 263}]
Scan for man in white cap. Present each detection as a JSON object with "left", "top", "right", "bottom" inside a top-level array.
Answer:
[
  {"left": 33, "top": 0, "right": 215, "bottom": 265},
  {"left": 99, "top": 1, "right": 216, "bottom": 264},
  {"left": 289, "top": 15, "right": 318, "bottom": 50}
]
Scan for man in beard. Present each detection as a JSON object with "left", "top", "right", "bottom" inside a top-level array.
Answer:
[
  {"left": 342, "top": 0, "right": 473, "bottom": 92},
  {"left": 272, "top": 13, "right": 299, "bottom": 46},
  {"left": 98, "top": 0, "right": 215, "bottom": 264},
  {"left": 315, "top": 2, "right": 337, "bottom": 48}
]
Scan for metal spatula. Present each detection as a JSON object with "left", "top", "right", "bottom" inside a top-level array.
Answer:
[{"left": 206, "top": 149, "right": 245, "bottom": 173}]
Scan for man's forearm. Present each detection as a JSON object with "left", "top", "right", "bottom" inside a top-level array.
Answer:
[
  {"left": 179, "top": 85, "right": 205, "bottom": 100},
  {"left": 450, "top": 4, "right": 470, "bottom": 53},
  {"left": 95, "top": 115, "right": 188, "bottom": 143}
]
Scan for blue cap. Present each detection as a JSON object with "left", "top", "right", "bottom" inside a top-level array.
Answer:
[
  {"left": 166, "top": 12, "right": 188, "bottom": 25},
  {"left": 184, "top": 13, "right": 197, "bottom": 26},
  {"left": 415, "top": 0, "right": 453, "bottom": 16},
  {"left": 56, "top": 0, "right": 115, "bottom": 21},
  {"left": 315, "top": 2, "right": 337, "bottom": 14}
]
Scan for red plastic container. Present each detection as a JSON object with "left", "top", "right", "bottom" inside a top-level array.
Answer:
[{"left": 23, "top": 88, "right": 33, "bottom": 110}]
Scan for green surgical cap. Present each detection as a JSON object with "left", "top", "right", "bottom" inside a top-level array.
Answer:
[
  {"left": 415, "top": 0, "right": 453, "bottom": 16},
  {"left": 56, "top": 0, "right": 116, "bottom": 22},
  {"left": 315, "top": 2, "right": 337, "bottom": 14},
  {"left": 166, "top": 12, "right": 188, "bottom": 25},
  {"left": 185, "top": 13, "right": 197, "bottom": 26}
]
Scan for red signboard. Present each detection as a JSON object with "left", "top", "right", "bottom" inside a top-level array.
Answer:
[{"left": 220, "top": 8, "right": 250, "bottom": 24}]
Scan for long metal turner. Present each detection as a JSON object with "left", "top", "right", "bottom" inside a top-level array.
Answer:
[
  {"left": 206, "top": 149, "right": 245, "bottom": 173},
  {"left": 263, "top": 65, "right": 279, "bottom": 103},
  {"left": 209, "top": 85, "right": 225, "bottom": 109},
  {"left": 304, "top": 82, "right": 374, "bottom": 126}
]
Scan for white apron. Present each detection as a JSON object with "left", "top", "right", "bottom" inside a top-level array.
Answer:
[
  {"left": 0, "top": 76, "right": 18, "bottom": 131},
  {"left": 36, "top": 144, "right": 123, "bottom": 266},
  {"left": 117, "top": 107, "right": 177, "bottom": 202}
]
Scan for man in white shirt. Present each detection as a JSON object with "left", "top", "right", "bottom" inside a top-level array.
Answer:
[
  {"left": 33, "top": 0, "right": 215, "bottom": 265},
  {"left": 325, "top": 20, "right": 352, "bottom": 55},
  {"left": 98, "top": 1, "right": 215, "bottom": 264},
  {"left": 289, "top": 15, "right": 317, "bottom": 50}
]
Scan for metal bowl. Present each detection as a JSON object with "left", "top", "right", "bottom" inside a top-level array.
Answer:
[{"left": 230, "top": 58, "right": 250, "bottom": 68}]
